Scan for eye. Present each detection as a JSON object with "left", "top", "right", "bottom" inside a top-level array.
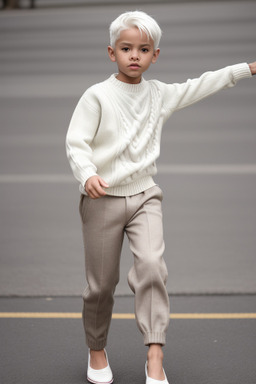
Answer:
[
  {"left": 121, "top": 47, "right": 129, "bottom": 52},
  {"left": 141, "top": 48, "right": 149, "bottom": 53}
]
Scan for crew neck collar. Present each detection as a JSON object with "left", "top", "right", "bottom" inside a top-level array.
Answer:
[{"left": 108, "top": 74, "right": 147, "bottom": 93}]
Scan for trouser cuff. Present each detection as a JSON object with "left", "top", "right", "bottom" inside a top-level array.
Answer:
[
  {"left": 144, "top": 332, "right": 166, "bottom": 346},
  {"left": 86, "top": 336, "right": 107, "bottom": 351}
]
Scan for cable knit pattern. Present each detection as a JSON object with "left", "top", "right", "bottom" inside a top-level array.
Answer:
[
  {"left": 66, "top": 63, "right": 251, "bottom": 196},
  {"left": 107, "top": 77, "right": 164, "bottom": 188}
]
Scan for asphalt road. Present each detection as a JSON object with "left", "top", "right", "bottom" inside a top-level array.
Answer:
[
  {"left": 1, "top": 1, "right": 256, "bottom": 296},
  {"left": 1, "top": 296, "right": 256, "bottom": 384}
]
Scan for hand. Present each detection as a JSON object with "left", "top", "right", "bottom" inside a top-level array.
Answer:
[
  {"left": 85, "top": 175, "right": 109, "bottom": 199},
  {"left": 249, "top": 62, "right": 256, "bottom": 75}
]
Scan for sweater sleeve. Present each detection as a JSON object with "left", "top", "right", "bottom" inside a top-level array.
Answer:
[
  {"left": 163, "top": 63, "right": 252, "bottom": 114},
  {"left": 66, "top": 91, "right": 100, "bottom": 188}
]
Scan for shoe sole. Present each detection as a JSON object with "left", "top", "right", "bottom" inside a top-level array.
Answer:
[{"left": 87, "top": 376, "right": 114, "bottom": 384}]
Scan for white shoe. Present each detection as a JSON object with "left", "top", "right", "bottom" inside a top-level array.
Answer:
[
  {"left": 145, "top": 361, "right": 169, "bottom": 384},
  {"left": 87, "top": 349, "right": 113, "bottom": 384}
]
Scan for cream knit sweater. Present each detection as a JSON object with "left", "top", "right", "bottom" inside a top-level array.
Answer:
[{"left": 66, "top": 63, "right": 251, "bottom": 196}]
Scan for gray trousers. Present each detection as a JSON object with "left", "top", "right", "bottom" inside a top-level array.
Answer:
[{"left": 79, "top": 185, "right": 170, "bottom": 350}]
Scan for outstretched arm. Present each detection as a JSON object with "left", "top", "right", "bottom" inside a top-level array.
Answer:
[
  {"left": 162, "top": 63, "right": 253, "bottom": 113},
  {"left": 249, "top": 62, "right": 256, "bottom": 75}
]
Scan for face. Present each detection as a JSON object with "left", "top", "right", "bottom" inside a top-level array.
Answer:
[{"left": 108, "top": 27, "right": 160, "bottom": 84}]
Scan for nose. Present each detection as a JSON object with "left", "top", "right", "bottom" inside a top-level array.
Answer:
[{"left": 130, "top": 49, "right": 140, "bottom": 61}]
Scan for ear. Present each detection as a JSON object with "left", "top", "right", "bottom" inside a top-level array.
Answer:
[
  {"left": 108, "top": 46, "right": 116, "bottom": 62},
  {"left": 151, "top": 48, "right": 160, "bottom": 64}
]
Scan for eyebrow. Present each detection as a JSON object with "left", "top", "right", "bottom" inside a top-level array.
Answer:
[{"left": 119, "top": 42, "right": 151, "bottom": 47}]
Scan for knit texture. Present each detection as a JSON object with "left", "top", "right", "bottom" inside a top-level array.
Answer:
[{"left": 66, "top": 63, "right": 251, "bottom": 196}]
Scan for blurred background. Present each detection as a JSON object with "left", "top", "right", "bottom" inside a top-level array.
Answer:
[{"left": 1, "top": 0, "right": 256, "bottom": 297}]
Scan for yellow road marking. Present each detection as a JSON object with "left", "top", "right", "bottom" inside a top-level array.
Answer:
[
  {"left": 0, "top": 312, "right": 82, "bottom": 319},
  {"left": 0, "top": 313, "right": 256, "bottom": 319},
  {"left": 170, "top": 313, "right": 256, "bottom": 319}
]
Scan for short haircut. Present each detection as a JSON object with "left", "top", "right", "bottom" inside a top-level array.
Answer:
[{"left": 109, "top": 11, "right": 162, "bottom": 50}]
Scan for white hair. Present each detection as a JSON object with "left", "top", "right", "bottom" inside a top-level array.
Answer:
[{"left": 109, "top": 11, "right": 162, "bottom": 50}]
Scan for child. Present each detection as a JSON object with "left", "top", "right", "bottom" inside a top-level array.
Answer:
[{"left": 66, "top": 10, "right": 255, "bottom": 384}]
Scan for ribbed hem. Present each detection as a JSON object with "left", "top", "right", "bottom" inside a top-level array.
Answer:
[
  {"left": 86, "top": 336, "right": 107, "bottom": 351},
  {"left": 106, "top": 176, "right": 156, "bottom": 196},
  {"left": 108, "top": 73, "right": 148, "bottom": 93},
  {"left": 144, "top": 332, "right": 166, "bottom": 346},
  {"left": 232, "top": 63, "right": 252, "bottom": 82}
]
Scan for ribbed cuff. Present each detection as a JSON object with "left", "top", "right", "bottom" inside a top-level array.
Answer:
[
  {"left": 86, "top": 336, "right": 107, "bottom": 351},
  {"left": 80, "top": 166, "right": 98, "bottom": 187},
  {"left": 144, "top": 332, "right": 166, "bottom": 346},
  {"left": 232, "top": 63, "right": 252, "bottom": 82}
]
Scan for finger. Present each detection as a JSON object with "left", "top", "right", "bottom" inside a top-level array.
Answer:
[
  {"left": 87, "top": 186, "right": 101, "bottom": 199},
  {"left": 88, "top": 184, "right": 106, "bottom": 199},
  {"left": 85, "top": 181, "right": 98, "bottom": 197},
  {"left": 85, "top": 185, "right": 97, "bottom": 199},
  {"left": 87, "top": 190, "right": 98, "bottom": 199},
  {"left": 99, "top": 178, "right": 109, "bottom": 188},
  {"left": 86, "top": 177, "right": 107, "bottom": 198},
  {"left": 94, "top": 184, "right": 107, "bottom": 197}
]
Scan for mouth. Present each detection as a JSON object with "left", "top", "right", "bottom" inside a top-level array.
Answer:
[{"left": 129, "top": 64, "right": 141, "bottom": 69}]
